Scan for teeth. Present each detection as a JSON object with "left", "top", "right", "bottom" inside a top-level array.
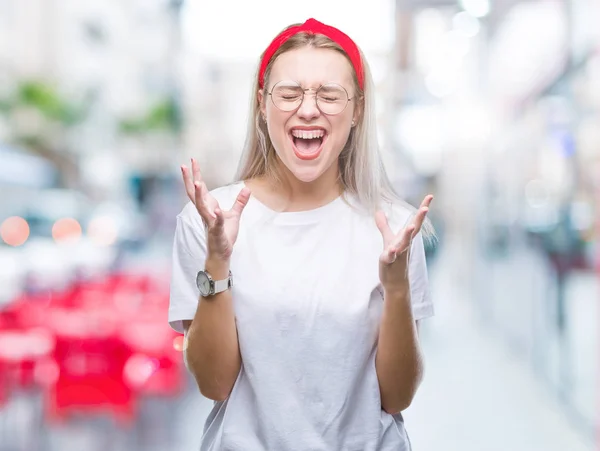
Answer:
[{"left": 291, "top": 130, "right": 325, "bottom": 139}]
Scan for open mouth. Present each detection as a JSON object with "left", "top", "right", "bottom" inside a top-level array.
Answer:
[{"left": 289, "top": 129, "right": 327, "bottom": 161}]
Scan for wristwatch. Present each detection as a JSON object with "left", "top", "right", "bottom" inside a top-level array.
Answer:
[{"left": 196, "top": 269, "right": 233, "bottom": 297}]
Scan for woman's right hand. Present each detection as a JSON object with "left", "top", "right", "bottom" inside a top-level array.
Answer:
[{"left": 181, "top": 158, "right": 251, "bottom": 261}]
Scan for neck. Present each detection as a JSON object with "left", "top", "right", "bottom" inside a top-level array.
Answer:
[{"left": 257, "top": 160, "right": 342, "bottom": 212}]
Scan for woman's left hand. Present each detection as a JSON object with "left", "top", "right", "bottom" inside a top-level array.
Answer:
[{"left": 375, "top": 195, "right": 433, "bottom": 294}]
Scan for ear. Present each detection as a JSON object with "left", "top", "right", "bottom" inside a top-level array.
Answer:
[
  {"left": 352, "top": 97, "right": 363, "bottom": 127},
  {"left": 258, "top": 89, "right": 266, "bottom": 119}
]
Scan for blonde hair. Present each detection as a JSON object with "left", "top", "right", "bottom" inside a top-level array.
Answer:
[{"left": 234, "top": 25, "right": 435, "bottom": 242}]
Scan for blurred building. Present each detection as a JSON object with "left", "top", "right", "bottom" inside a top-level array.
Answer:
[
  {"left": 0, "top": 0, "right": 184, "bottom": 197},
  {"left": 391, "top": 0, "right": 600, "bottom": 437}
]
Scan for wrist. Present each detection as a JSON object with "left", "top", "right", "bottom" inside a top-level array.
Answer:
[
  {"left": 205, "top": 256, "right": 230, "bottom": 280},
  {"left": 382, "top": 285, "right": 410, "bottom": 301}
]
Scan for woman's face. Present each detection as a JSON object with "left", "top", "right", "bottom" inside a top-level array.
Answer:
[{"left": 259, "top": 47, "right": 359, "bottom": 184}]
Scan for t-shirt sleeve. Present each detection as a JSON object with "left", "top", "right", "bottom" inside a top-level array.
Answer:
[
  {"left": 168, "top": 207, "right": 206, "bottom": 333},
  {"left": 408, "top": 232, "right": 434, "bottom": 321}
]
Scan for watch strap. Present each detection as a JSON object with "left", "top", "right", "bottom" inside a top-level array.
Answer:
[{"left": 213, "top": 271, "right": 233, "bottom": 294}]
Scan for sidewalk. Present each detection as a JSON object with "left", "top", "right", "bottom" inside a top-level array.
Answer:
[{"left": 403, "top": 244, "right": 594, "bottom": 451}]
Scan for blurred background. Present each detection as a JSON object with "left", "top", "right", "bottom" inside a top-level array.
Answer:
[{"left": 0, "top": 0, "right": 599, "bottom": 450}]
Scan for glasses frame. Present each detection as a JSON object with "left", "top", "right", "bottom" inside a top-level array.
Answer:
[{"left": 266, "top": 80, "right": 354, "bottom": 116}]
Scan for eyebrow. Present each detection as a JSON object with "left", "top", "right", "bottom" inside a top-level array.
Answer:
[
  {"left": 318, "top": 85, "right": 343, "bottom": 92},
  {"left": 277, "top": 81, "right": 350, "bottom": 90},
  {"left": 270, "top": 80, "right": 354, "bottom": 96}
]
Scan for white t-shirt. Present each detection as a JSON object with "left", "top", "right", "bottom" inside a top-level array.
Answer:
[{"left": 169, "top": 182, "right": 433, "bottom": 451}]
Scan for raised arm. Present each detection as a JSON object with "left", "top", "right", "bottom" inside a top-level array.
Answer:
[{"left": 180, "top": 159, "right": 251, "bottom": 401}]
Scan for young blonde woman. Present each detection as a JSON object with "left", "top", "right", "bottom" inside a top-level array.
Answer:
[{"left": 170, "top": 18, "right": 435, "bottom": 451}]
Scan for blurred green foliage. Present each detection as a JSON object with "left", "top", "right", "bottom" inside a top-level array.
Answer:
[
  {"left": 118, "top": 97, "right": 181, "bottom": 135},
  {"left": 0, "top": 80, "right": 87, "bottom": 126},
  {"left": 18, "top": 81, "right": 85, "bottom": 125},
  {"left": 0, "top": 80, "right": 87, "bottom": 185}
]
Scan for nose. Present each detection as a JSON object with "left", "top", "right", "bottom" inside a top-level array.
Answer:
[{"left": 296, "top": 89, "right": 320, "bottom": 121}]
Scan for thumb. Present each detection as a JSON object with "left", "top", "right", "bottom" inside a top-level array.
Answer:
[
  {"left": 230, "top": 187, "right": 251, "bottom": 217},
  {"left": 375, "top": 210, "right": 393, "bottom": 244}
]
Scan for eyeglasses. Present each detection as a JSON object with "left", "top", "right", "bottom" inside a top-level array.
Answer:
[{"left": 267, "top": 81, "right": 354, "bottom": 116}]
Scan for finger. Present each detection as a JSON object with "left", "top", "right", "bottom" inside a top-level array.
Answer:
[
  {"left": 412, "top": 194, "right": 433, "bottom": 230},
  {"left": 230, "top": 187, "right": 251, "bottom": 217},
  {"left": 181, "top": 165, "right": 194, "bottom": 200},
  {"left": 375, "top": 210, "right": 394, "bottom": 244},
  {"left": 191, "top": 158, "right": 203, "bottom": 184},
  {"left": 194, "top": 181, "right": 216, "bottom": 223},
  {"left": 410, "top": 206, "right": 429, "bottom": 237},
  {"left": 391, "top": 224, "right": 416, "bottom": 255},
  {"left": 213, "top": 207, "right": 225, "bottom": 233},
  {"left": 403, "top": 196, "right": 433, "bottom": 236},
  {"left": 420, "top": 195, "right": 434, "bottom": 209}
]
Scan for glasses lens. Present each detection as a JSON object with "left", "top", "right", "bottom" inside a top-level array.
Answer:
[
  {"left": 271, "top": 82, "right": 303, "bottom": 112},
  {"left": 316, "top": 84, "right": 349, "bottom": 115}
]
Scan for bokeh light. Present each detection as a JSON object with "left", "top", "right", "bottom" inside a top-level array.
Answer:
[
  {"left": 52, "top": 218, "right": 82, "bottom": 243},
  {"left": 0, "top": 216, "right": 30, "bottom": 246},
  {"left": 34, "top": 358, "right": 60, "bottom": 387},
  {"left": 124, "top": 354, "right": 160, "bottom": 387},
  {"left": 173, "top": 335, "right": 185, "bottom": 352},
  {"left": 87, "top": 216, "right": 118, "bottom": 246}
]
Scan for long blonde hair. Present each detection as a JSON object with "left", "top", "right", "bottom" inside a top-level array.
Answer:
[{"left": 234, "top": 25, "right": 435, "bottom": 241}]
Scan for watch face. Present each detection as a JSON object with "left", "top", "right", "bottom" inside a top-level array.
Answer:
[{"left": 196, "top": 271, "right": 212, "bottom": 296}]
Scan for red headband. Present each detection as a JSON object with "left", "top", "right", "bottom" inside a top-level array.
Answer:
[{"left": 258, "top": 18, "right": 364, "bottom": 90}]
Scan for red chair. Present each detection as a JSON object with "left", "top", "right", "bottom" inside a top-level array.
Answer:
[
  {"left": 2, "top": 268, "right": 180, "bottom": 430},
  {"left": 44, "top": 309, "right": 136, "bottom": 426},
  {"left": 0, "top": 327, "right": 56, "bottom": 390}
]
